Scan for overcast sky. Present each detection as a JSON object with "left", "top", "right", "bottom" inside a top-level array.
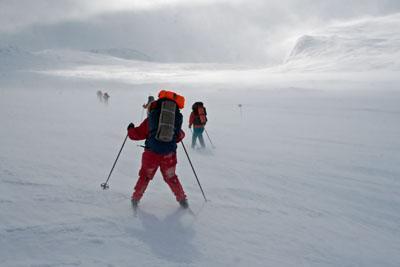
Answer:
[{"left": 1, "top": 0, "right": 400, "bottom": 64}]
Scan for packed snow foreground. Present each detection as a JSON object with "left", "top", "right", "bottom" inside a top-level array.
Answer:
[{"left": 1, "top": 14, "right": 400, "bottom": 267}]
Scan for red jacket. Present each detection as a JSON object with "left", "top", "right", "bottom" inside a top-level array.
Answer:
[{"left": 128, "top": 118, "right": 185, "bottom": 142}]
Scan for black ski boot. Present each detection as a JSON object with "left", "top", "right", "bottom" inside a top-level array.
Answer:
[{"left": 179, "top": 199, "right": 189, "bottom": 209}]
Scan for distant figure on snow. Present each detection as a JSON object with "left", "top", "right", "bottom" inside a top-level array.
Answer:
[
  {"left": 189, "top": 102, "right": 208, "bottom": 149},
  {"left": 143, "top": 95, "right": 155, "bottom": 110},
  {"left": 127, "top": 90, "right": 188, "bottom": 209},
  {"left": 238, "top": 103, "right": 243, "bottom": 117},
  {"left": 103, "top": 92, "right": 110, "bottom": 103},
  {"left": 141, "top": 95, "right": 155, "bottom": 119},
  {"left": 97, "top": 90, "right": 103, "bottom": 101}
]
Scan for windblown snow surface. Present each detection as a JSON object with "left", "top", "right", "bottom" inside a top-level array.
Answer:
[{"left": 1, "top": 14, "right": 400, "bottom": 267}]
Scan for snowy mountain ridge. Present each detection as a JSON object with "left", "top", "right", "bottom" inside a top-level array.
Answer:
[
  {"left": 1, "top": 14, "right": 399, "bottom": 86},
  {"left": 0, "top": 45, "right": 46, "bottom": 71},
  {"left": 0, "top": 46, "right": 152, "bottom": 72},
  {"left": 282, "top": 13, "right": 400, "bottom": 72}
]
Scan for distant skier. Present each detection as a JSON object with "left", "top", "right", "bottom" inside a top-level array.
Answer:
[
  {"left": 96, "top": 90, "right": 103, "bottom": 101},
  {"left": 189, "top": 102, "right": 208, "bottom": 149},
  {"left": 141, "top": 95, "right": 155, "bottom": 119},
  {"left": 143, "top": 95, "right": 155, "bottom": 110},
  {"left": 127, "top": 90, "right": 188, "bottom": 208},
  {"left": 103, "top": 92, "right": 110, "bottom": 103}
]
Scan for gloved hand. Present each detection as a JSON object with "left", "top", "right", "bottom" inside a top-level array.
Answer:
[{"left": 127, "top": 123, "right": 135, "bottom": 130}]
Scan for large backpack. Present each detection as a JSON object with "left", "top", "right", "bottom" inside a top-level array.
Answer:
[
  {"left": 192, "top": 102, "right": 207, "bottom": 126},
  {"left": 146, "top": 91, "right": 185, "bottom": 154}
]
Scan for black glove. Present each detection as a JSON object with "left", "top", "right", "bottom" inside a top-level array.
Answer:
[{"left": 127, "top": 123, "right": 135, "bottom": 130}]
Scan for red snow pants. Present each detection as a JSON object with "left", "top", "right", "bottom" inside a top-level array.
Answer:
[{"left": 132, "top": 150, "right": 186, "bottom": 202}]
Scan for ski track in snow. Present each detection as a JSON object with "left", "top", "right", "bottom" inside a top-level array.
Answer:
[{"left": 0, "top": 73, "right": 400, "bottom": 266}]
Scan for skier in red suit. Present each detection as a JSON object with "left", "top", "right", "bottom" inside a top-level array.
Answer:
[{"left": 127, "top": 90, "right": 188, "bottom": 208}]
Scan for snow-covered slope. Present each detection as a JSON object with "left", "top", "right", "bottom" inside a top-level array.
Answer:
[
  {"left": 0, "top": 46, "right": 49, "bottom": 71},
  {"left": 34, "top": 49, "right": 123, "bottom": 65},
  {"left": 1, "top": 79, "right": 400, "bottom": 266},
  {"left": 282, "top": 13, "right": 400, "bottom": 72},
  {"left": 0, "top": 47, "right": 152, "bottom": 73}
]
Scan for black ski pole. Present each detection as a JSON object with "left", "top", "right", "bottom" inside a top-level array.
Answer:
[
  {"left": 181, "top": 141, "right": 207, "bottom": 202},
  {"left": 204, "top": 129, "right": 215, "bottom": 148},
  {"left": 101, "top": 134, "right": 128, "bottom": 190}
]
